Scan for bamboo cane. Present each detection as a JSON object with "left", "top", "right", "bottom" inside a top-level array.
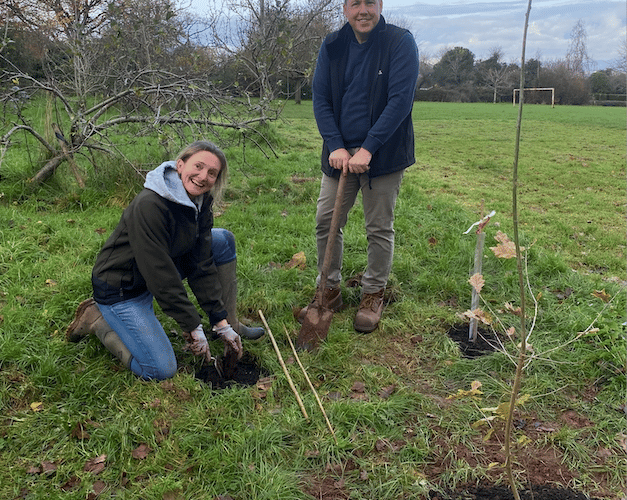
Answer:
[
  {"left": 258, "top": 310, "right": 308, "bottom": 420},
  {"left": 283, "top": 326, "right": 338, "bottom": 444}
]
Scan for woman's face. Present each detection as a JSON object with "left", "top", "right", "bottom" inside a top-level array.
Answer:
[{"left": 176, "top": 151, "right": 222, "bottom": 198}]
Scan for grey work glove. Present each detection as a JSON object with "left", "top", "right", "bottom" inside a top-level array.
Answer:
[
  {"left": 214, "top": 324, "right": 243, "bottom": 360},
  {"left": 182, "top": 324, "right": 212, "bottom": 363}
]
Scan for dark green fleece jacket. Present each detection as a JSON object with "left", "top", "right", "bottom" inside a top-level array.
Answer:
[{"left": 92, "top": 161, "right": 227, "bottom": 332}]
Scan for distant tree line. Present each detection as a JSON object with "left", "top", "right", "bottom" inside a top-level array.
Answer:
[
  {"left": 1, "top": 1, "right": 624, "bottom": 110},
  {"left": 416, "top": 45, "right": 626, "bottom": 106}
]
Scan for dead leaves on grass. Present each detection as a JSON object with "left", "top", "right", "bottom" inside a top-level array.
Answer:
[
  {"left": 447, "top": 380, "right": 484, "bottom": 400},
  {"left": 84, "top": 454, "right": 107, "bottom": 474},
  {"left": 268, "top": 251, "right": 307, "bottom": 270}
]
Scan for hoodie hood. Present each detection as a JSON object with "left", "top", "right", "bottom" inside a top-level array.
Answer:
[{"left": 144, "top": 161, "right": 198, "bottom": 211}]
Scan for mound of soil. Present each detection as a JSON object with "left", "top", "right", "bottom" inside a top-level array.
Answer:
[
  {"left": 195, "top": 351, "right": 265, "bottom": 389},
  {"left": 447, "top": 323, "right": 499, "bottom": 358}
]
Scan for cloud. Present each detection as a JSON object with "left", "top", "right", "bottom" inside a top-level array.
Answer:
[{"left": 385, "top": 0, "right": 625, "bottom": 68}]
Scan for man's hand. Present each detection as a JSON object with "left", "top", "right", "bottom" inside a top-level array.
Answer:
[
  {"left": 347, "top": 148, "right": 372, "bottom": 174},
  {"left": 328, "top": 148, "right": 351, "bottom": 173},
  {"left": 214, "top": 323, "right": 243, "bottom": 360},
  {"left": 182, "top": 324, "right": 212, "bottom": 363}
]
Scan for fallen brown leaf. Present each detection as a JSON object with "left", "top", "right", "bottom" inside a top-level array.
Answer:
[
  {"left": 92, "top": 480, "right": 106, "bottom": 495},
  {"left": 71, "top": 422, "right": 91, "bottom": 440},
  {"left": 61, "top": 475, "right": 81, "bottom": 491},
  {"left": 592, "top": 289, "right": 611, "bottom": 302},
  {"left": 132, "top": 443, "right": 151, "bottom": 460},
  {"left": 284, "top": 251, "right": 306, "bottom": 270},
  {"left": 351, "top": 381, "right": 366, "bottom": 393},
  {"left": 30, "top": 401, "right": 43, "bottom": 412},
  {"left": 41, "top": 461, "right": 57, "bottom": 475},
  {"left": 378, "top": 385, "right": 396, "bottom": 400},
  {"left": 84, "top": 454, "right": 107, "bottom": 474}
]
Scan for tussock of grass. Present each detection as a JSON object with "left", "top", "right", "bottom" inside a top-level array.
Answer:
[{"left": 0, "top": 102, "right": 625, "bottom": 499}]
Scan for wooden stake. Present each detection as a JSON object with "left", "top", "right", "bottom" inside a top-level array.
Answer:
[
  {"left": 258, "top": 310, "right": 308, "bottom": 420},
  {"left": 284, "top": 325, "right": 338, "bottom": 444}
]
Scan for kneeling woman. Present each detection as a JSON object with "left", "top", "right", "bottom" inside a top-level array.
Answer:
[{"left": 67, "top": 141, "right": 264, "bottom": 380}]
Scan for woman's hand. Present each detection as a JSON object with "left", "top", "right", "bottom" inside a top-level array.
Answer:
[
  {"left": 182, "top": 324, "right": 212, "bottom": 362},
  {"left": 214, "top": 323, "right": 243, "bottom": 360}
]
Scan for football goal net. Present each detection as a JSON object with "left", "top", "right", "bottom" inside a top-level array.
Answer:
[{"left": 513, "top": 87, "right": 555, "bottom": 107}]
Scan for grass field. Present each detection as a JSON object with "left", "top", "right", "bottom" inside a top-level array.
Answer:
[{"left": 0, "top": 101, "right": 625, "bottom": 499}]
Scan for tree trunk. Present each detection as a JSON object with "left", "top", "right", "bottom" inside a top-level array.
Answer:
[{"left": 30, "top": 155, "right": 66, "bottom": 186}]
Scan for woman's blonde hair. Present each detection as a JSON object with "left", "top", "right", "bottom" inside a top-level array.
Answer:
[{"left": 176, "top": 140, "right": 228, "bottom": 201}]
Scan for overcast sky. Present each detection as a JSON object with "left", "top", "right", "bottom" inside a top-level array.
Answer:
[
  {"left": 187, "top": 0, "right": 625, "bottom": 70},
  {"left": 382, "top": 0, "right": 625, "bottom": 69}
]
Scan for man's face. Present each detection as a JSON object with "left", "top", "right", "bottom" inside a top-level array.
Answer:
[{"left": 343, "top": 0, "right": 383, "bottom": 43}]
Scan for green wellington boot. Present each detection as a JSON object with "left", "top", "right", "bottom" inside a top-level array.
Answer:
[
  {"left": 66, "top": 298, "right": 133, "bottom": 369},
  {"left": 216, "top": 260, "right": 265, "bottom": 340}
]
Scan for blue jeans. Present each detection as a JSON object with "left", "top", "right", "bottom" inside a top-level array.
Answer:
[{"left": 96, "top": 228, "right": 236, "bottom": 380}]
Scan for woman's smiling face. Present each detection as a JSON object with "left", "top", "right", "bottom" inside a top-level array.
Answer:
[{"left": 176, "top": 151, "right": 222, "bottom": 198}]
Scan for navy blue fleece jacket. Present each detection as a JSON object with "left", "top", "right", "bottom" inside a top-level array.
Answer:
[{"left": 312, "top": 16, "right": 419, "bottom": 178}]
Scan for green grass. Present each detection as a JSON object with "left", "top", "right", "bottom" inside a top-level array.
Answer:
[{"left": 0, "top": 101, "right": 625, "bottom": 500}]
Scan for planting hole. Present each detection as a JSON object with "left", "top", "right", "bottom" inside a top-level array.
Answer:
[
  {"left": 195, "top": 351, "right": 267, "bottom": 389},
  {"left": 447, "top": 323, "right": 498, "bottom": 358}
]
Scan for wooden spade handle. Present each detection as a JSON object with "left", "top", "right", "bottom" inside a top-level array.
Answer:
[{"left": 318, "top": 171, "right": 347, "bottom": 306}]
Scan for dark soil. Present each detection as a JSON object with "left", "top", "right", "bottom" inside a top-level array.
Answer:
[
  {"left": 195, "top": 351, "right": 265, "bottom": 389},
  {"left": 447, "top": 323, "right": 499, "bottom": 358},
  {"left": 432, "top": 483, "right": 606, "bottom": 499}
]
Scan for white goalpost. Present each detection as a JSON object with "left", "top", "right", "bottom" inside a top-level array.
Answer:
[{"left": 513, "top": 87, "right": 555, "bottom": 107}]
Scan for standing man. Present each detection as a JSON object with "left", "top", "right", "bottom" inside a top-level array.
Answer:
[{"left": 300, "top": 0, "right": 419, "bottom": 333}]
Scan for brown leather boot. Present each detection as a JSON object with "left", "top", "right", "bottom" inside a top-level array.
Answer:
[
  {"left": 353, "top": 289, "right": 385, "bottom": 333},
  {"left": 298, "top": 286, "right": 343, "bottom": 323}
]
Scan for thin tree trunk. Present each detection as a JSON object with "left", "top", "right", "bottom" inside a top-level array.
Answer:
[{"left": 504, "top": 1, "right": 533, "bottom": 500}]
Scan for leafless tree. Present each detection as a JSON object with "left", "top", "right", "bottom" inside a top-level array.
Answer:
[
  {"left": 613, "top": 38, "right": 626, "bottom": 73},
  {"left": 484, "top": 66, "right": 517, "bottom": 103},
  {"left": 566, "top": 19, "right": 593, "bottom": 75},
  {"left": 203, "top": 0, "right": 336, "bottom": 104},
  {"left": 1, "top": 0, "right": 279, "bottom": 186},
  {"left": 1, "top": 65, "right": 276, "bottom": 185},
  {"left": 479, "top": 47, "right": 517, "bottom": 103}
]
